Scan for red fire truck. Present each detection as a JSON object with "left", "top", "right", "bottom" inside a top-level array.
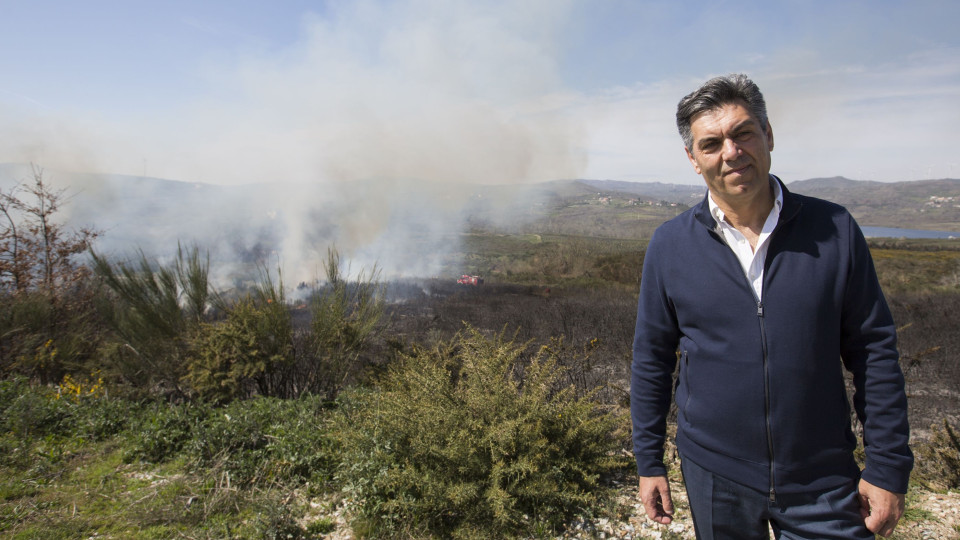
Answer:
[{"left": 456, "top": 275, "right": 484, "bottom": 286}]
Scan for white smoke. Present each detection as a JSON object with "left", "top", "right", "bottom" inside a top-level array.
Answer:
[
  {"left": 3, "top": 0, "right": 958, "bottom": 286},
  {"left": 0, "top": 0, "right": 587, "bottom": 284}
]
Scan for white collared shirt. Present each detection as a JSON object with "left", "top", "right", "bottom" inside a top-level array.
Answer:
[{"left": 708, "top": 178, "right": 783, "bottom": 300}]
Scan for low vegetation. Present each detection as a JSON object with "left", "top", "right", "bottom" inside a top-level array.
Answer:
[
  {"left": 1, "top": 174, "right": 958, "bottom": 538},
  {"left": 335, "top": 328, "right": 628, "bottom": 538}
]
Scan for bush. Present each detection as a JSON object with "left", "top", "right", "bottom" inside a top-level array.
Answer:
[
  {"left": 0, "top": 289, "right": 104, "bottom": 384},
  {"left": 334, "top": 327, "right": 630, "bottom": 539},
  {"left": 124, "top": 400, "right": 208, "bottom": 463},
  {"left": 54, "top": 373, "right": 142, "bottom": 441},
  {"left": 0, "top": 375, "right": 133, "bottom": 443},
  {"left": 293, "top": 248, "right": 386, "bottom": 401},
  {"left": 187, "top": 395, "right": 336, "bottom": 487},
  {"left": 0, "top": 377, "right": 70, "bottom": 438},
  {"left": 185, "top": 295, "right": 292, "bottom": 403},
  {"left": 91, "top": 244, "right": 211, "bottom": 394},
  {"left": 913, "top": 419, "right": 960, "bottom": 491},
  {"left": 0, "top": 167, "right": 103, "bottom": 383},
  {"left": 0, "top": 293, "right": 56, "bottom": 376}
]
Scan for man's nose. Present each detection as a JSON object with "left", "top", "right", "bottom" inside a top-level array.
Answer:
[{"left": 721, "top": 138, "right": 741, "bottom": 161}]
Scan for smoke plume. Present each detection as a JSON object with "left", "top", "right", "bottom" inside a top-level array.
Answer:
[{"left": 0, "top": 1, "right": 587, "bottom": 284}]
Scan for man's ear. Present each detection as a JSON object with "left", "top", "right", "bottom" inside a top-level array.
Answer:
[
  {"left": 765, "top": 122, "right": 774, "bottom": 151},
  {"left": 685, "top": 146, "right": 701, "bottom": 175}
]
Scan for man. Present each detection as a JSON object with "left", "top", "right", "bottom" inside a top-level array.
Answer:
[{"left": 630, "top": 74, "right": 912, "bottom": 539}]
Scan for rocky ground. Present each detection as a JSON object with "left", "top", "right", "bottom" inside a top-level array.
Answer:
[
  {"left": 574, "top": 476, "right": 960, "bottom": 540},
  {"left": 308, "top": 474, "right": 960, "bottom": 539}
]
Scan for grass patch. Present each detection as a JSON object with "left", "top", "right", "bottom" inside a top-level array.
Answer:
[
  {"left": 870, "top": 248, "right": 960, "bottom": 294},
  {"left": 902, "top": 487, "right": 937, "bottom": 524},
  {"left": 0, "top": 382, "right": 331, "bottom": 539}
]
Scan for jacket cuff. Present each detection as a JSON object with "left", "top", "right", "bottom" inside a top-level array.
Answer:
[
  {"left": 636, "top": 455, "right": 667, "bottom": 477},
  {"left": 861, "top": 461, "right": 911, "bottom": 494}
]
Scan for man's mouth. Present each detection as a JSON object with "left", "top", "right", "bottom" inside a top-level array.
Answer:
[{"left": 725, "top": 164, "right": 751, "bottom": 176}]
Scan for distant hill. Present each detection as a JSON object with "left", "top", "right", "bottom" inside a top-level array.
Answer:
[
  {"left": 0, "top": 163, "right": 284, "bottom": 262},
  {"left": 580, "top": 176, "right": 960, "bottom": 232},
  {"left": 3, "top": 164, "right": 958, "bottom": 279},
  {"left": 786, "top": 176, "right": 960, "bottom": 231},
  {"left": 578, "top": 179, "right": 704, "bottom": 204}
]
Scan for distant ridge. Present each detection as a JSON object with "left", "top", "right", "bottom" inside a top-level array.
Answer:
[
  {"left": 2, "top": 165, "right": 958, "bottom": 251},
  {"left": 787, "top": 176, "right": 884, "bottom": 189},
  {"left": 568, "top": 176, "right": 960, "bottom": 231},
  {"left": 787, "top": 177, "right": 960, "bottom": 231},
  {"left": 578, "top": 179, "right": 704, "bottom": 203},
  {"left": 788, "top": 175, "right": 960, "bottom": 191},
  {"left": 580, "top": 176, "right": 960, "bottom": 231}
]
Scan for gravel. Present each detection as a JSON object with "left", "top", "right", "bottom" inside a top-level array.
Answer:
[{"left": 307, "top": 476, "right": 960, "bottom": 539}]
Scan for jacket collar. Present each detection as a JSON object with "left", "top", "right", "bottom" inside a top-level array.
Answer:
[{"left": 693, "top": 175, "right": 801, "bottom": 230}]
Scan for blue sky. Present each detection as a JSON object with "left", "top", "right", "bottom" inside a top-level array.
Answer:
[{"left": 1, "top": 0, "right": 958, "bottom": 186}]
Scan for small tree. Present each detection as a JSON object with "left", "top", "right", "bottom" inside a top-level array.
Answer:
[
  {"left": 0, "top": 165, "right": 98, "bottom": 294},
  {"left": 0, "top": 186, "right": 28, "bottom": 292},
  {"left": 0, "top": 166, "right": 101, "bottom": 381}
]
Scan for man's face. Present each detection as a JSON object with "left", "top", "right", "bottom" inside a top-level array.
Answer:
[{"left": 685, "top": 101, "right": 774, "bottom": 204}]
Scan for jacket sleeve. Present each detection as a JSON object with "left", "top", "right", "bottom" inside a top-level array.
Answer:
[
  {"left": 840, "top": 216, "right": 913, "bottom": 493},
  {"left": 631, "top": 229, "right": 681, "bottom": 476}
]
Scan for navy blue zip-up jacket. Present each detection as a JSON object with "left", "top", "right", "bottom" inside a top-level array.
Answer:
[{"left": 631, "top": 177, "right": 912, "bottom": 498}]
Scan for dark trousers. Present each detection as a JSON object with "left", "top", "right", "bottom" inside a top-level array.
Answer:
[{"left": 680, "top": 456, "right": 874, "bottom": 540}]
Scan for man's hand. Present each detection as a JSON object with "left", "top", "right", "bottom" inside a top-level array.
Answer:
[
  {"left": 858, "top": 478, "right": 905, "bottom": 537},
  {"left": 639, "top": 475, "right": 674, "bottom": 524}
]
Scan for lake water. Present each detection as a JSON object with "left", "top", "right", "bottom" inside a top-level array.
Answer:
[{"left": 862, "top": 226, "right": 958, "bottom": 239}]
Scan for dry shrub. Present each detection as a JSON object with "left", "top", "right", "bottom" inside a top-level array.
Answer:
[{"left": 913, "top": 419, "right": 960, "bottom": 491}]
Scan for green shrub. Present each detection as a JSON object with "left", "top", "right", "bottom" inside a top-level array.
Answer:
[
  {"left": 306, "top": 516, "right": 336, "bottom": 535},
  {"left": 124, "top": 400, "right": 208, "bottom": 463},
  {"left": 914, "top": 419, "right": 960, "bottom": 491},
  {"left": 0, "top": 375, "right": 133, "bottom": 444},
  {"left": 184, "top": 295, "right": 292, "bottom": 403},
  {"left": 253, "top": 497, "right": 308, "bottom": 540},
  {"left": 187, "top": 395, "right": 336, "bottom": 487},
  {"left": 0, "top": 289, "right": 103, "bottom": 384},
  {"left": 71, "top": 392, "right": 138, "bottom": 441},
  {"left": 300, "top": 247, "right": 386, "bottom": 401},
  {"left": 0, "top": 293, "right": 55, "bottom": 373},
  {"left": 0, "top": 377, "right": 70, "bottom": 439},
  {"left": 123, "top": 402, "right": 208, "bottom": 463},
  {"left": 334, "top": 327, "right": 630, "bottom": 539},
  {"left": 91, "top": 244, "right": 211, "bottom": 394},
  {"left": 0, "top": 375, "right": 27, "bottom": 411}
]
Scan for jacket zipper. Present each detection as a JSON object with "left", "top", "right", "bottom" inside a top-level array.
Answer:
[
  {"left": 712, "top": 222, "right": 778, "bottom": 503},
  {"left": 697, "top": 179, "right": 800, "bottom": 504},
  {"left": 757, "top": 301, "right": 776, "bottom": 503}
]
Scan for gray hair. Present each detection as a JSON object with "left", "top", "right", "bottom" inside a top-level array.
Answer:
[{"left": 676, "top": 73, "right": 769, "bottom": 151}]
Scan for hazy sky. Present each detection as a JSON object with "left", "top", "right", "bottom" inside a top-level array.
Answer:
[{"left": 1, "top": 0, "right": 958, "bottom": 186}]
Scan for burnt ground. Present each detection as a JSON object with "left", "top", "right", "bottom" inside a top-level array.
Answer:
[
  {"left": 890, "top": 293, "right": 960, "bottom": 437},
  {"left": 379, "top": 279, "right": 960, "bottom": 442}
]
